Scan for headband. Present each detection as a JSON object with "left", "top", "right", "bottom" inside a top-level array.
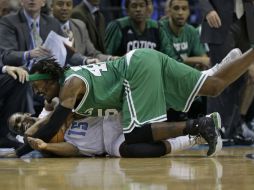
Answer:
[{"left": 28, "top": 73, "right": 53, "bottom": 81}]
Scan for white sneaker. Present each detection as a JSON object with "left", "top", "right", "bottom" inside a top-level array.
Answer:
[{"left": 202, "top": 48, "right": 242, "bottom": 76}]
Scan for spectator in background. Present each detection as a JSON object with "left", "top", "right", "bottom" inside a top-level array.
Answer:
[
  {"left": 199, "top": 0, "right": 254, "bottom": 144},
  {"left": 161, "top": 0, "right": 210, "bottom": 70},
  {"left": 105, "top": 0, "right": 169, "bottom": 56},
  {"left": 51, "top": 0, "right": 114, "bottom": 61},
  {"left": 71, "top": 0, "right": 106, "bottom": 53},
  {"left": 0, "top": 0, "right": 61, "bottom": 68}
]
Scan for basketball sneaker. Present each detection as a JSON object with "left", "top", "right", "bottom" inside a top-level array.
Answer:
[
  {"left": 202, "top": 48, "right": 242, "bottom": 76},
  {"left": 189, "top": 112, "right": 222, "bottom": 157}
]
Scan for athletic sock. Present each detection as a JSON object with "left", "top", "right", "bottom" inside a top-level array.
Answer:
[{"left": 167, "top": 136, "right": 195, "bottom": 153}]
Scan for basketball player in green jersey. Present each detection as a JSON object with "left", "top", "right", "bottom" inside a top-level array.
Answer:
[{"left": 16, "top": 47, "right": 254, "bottom": 158}]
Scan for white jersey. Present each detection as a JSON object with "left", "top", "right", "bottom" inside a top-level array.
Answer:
[{"left": 64, "top": 114, "right": 124, "bottom": 157}]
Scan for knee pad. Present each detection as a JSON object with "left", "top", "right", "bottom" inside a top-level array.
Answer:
[{"left": 124, "top": 124, "right": 153, "bottom": 144}]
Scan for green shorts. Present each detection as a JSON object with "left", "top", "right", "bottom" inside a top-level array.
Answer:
[{"left": 122, "top": 49, "right": 207, "bottom": 133}]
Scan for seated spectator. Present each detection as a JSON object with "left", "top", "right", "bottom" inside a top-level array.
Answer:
[
  {"left": 51, "top": 0, "right": 115, "bottom": 62},
  {"left": 105, "top": 0, "right": 168, "bottom": 56},
  {"left": 71, "top": 0, "right": 106, "bottom": 53},
  {"left": 160, "top": 0, "right": 210, "bottom": 70}
]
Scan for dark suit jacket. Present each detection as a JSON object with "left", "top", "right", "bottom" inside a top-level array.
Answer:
[
  {"left": 71, "top": 2, "right": 106, "bottom": 53},
  {"left": 70, "top": 18, "right": 109, "bottom": 61},
  {"left": 0, "top": 9, "right": 62, "bottom": 66},
  {"left": 199, "top": 0, "right": 254, "bottom": 44}
]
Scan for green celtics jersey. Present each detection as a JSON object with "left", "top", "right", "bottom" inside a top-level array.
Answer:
[
  {"left": 63, "top": 57, "right": 127, "bottom": 117},
  {"left": 159, "top": 19, "right": 206, "bottom": 62}
]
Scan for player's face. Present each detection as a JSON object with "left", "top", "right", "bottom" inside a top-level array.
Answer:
[
  {"left": 20, "top": 0, "right": 46, "bottom": 15},
  {"left": 168, "top": 0, "right": 189, "bottom": 27},
  {"left": 127, "top": 0, "right": 147, "bottom": 23},
  {"left": 8, "top": 113, "right": 36, "bottom": 135},
  {"left": 31, "top": 79, "right": 60, "bottom": 102},
  {"left": 52, "top": 0, "right": 73, "bottom": 22}
]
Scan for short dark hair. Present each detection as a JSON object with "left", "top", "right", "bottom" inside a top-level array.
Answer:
[
  {"left": 125, "top": 0, "right": 148, "bottom": 9},
  {"left": 30, "top": 57, "right": 64, "bottom": 81}
]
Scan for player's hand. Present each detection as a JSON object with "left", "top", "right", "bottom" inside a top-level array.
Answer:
[
  {"left": 5, "top": 66, "right": 28, "bottom": 83},
  {"left": 29, "top": 46, "right": 51, "bottom": 59},
  {"left": 206, "top": 10, "right": 221, "bottom": 28},
  {"left": 85, "top": 58, "right": 100, "bottom": 65},
  {"left": 27, "top": 137, "right": 47, "bottom": 150},
  {"left": 64, "top": 43, "right": 76, "bottom": 57}
]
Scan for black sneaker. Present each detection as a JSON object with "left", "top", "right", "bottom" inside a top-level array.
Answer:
[{"left": 194, "top": 112, "right": 223, "bottom": 157}]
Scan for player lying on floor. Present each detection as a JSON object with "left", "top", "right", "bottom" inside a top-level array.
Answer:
[{"left": 8, "top": 111, "right": 206, "bottom": 158}]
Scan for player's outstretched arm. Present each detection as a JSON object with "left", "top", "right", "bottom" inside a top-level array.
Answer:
[{"left": 27, "top": 137, "right": 80, "bottom": 157}]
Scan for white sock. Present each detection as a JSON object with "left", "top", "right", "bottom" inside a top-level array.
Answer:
[{"left": 167, "top": 136, "right": 195, "bottom": 153}]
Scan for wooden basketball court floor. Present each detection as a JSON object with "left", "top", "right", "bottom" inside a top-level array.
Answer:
[{"left": 0, "top": 146, "right": 254, "bottom": 190}]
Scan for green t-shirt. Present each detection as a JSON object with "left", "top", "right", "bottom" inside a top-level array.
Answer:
[
  {"left": 159, "top": 19, "right": 206, "bottom": 61},
  {"left": 105, "top": 16, "right": 169, "bottom": 56}
]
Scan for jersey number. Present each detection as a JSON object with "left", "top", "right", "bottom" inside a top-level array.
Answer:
[{"left": 72, "top": 62, "right": 108, "bottom": 76}]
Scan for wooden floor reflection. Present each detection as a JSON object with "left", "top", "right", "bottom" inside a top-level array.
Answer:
[{"left": 0, "top": 147, "right": 254, "bottom": 190}]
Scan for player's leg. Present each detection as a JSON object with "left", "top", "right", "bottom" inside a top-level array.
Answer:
[
  {"left": 198, "top": 48, "right": 254, "bottom": 97},
  {"left": 118, "top": 135, "right": 206, "bottom": 158},
  {"left": 124, "top": 112, "right": 222, "bottom": 157},
  {"left": 122, "top": 49, "right": 222, "bottom": 156}
]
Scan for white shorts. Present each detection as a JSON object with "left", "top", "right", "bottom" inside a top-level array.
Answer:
[
  {"left": 103, "top": 114, "right": 125, "bottom": 157},
  {"left": 64, "top": 114, "right": 124, "bottom": 157}
]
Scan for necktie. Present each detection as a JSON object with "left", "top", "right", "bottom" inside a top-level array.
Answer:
[
  {"left": 94, "top": 11, "right": 100, "bottom": 28},
  {"left": 31, "top": 21, "right": 43, "bottom": 48},
  {"left": 235, "top": 0, "right": 244, "bottom": 19},
  {"left": 62, "top": 25, "right": 74, "bottom": 44}
]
